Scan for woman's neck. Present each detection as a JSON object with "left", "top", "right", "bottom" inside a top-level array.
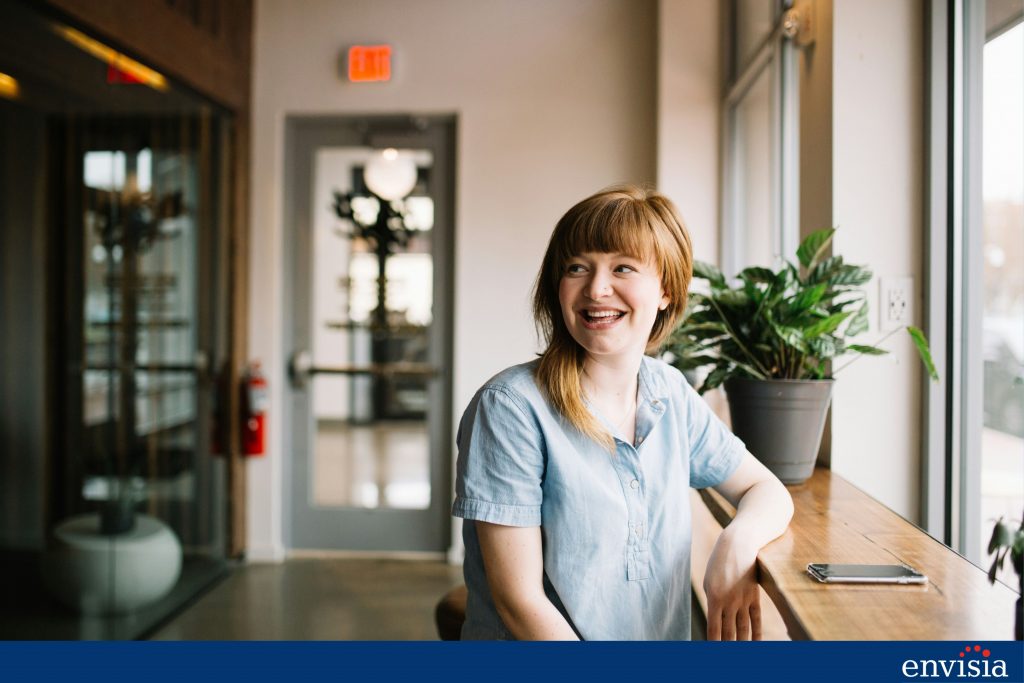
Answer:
[{"left": 581, "top": 354, "right": 642, "bottom": 402}]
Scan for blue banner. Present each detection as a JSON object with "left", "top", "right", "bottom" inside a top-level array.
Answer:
[{"left": 2, "top": 641, "right": 1022, "bottom": 683}]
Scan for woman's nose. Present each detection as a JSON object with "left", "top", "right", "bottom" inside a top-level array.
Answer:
[{"left": 584, "top": 271, "right": 612, "bottom": 299}]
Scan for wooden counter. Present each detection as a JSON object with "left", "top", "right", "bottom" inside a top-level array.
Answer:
[{"left": 699, "top": 468, "right": 1020, "bottom": 640}]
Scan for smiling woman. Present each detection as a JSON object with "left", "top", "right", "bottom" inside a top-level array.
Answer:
[{"left": 451, "top": 185, "right": 794, "bottom": 641}]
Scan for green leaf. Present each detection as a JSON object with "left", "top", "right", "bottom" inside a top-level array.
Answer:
[
  {"left": 830, "top": 265, "right": 873, "bottom": 286},
  {"left": 701, "top": 365, "right": 732, "bottom": 393},
  {"left": 846, "top": 302, "right": 869, "bottom": 337},
  {"left": 988, "top": 555, "right": 1001, "bottom": 584},
  {"left": 771, "top": 323, "right": 808, "bottom": 353},
  {"left": 907, "top": 326, "right": 939, "bottom": 381},
  {"left": 716, "top": 289, "right": 750, "bottom": 309},
  {"left": 805, "top": 311, "right": 853, "bottom": 339},
  {"left": 693, "top": 260, "right": 726, "bottom": 288},
  {"left": 808, "top": 335, "right": 841, "bottom": 361},
  {"left": 806, "top": 255, "right": 844, "bottom": 285},
  {"left": 797, "top": 228, "right": 836, "bottom": 270},
  {"left": 670, "top": 354, "right": 719, "bottom": 370},
  {"left": 739, "top": 266, "right": 777, "bottom": 284},
  {"left": 787, "top": 283, "right": 828, "bottom": 315},
  {"left": 847, "top": 344, "right": 887, "bottom": 355},
  {"left": 989, "top": 518, "right": 1012, "bottom": 555}
]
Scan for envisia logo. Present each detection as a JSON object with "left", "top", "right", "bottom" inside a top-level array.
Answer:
[{"left": 902, "top": 644, "right": 1010, "bottom": 679}]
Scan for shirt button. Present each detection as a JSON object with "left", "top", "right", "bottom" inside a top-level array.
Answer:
[
  {"left": 630, "top": 479, "right": 639, "bottom": 489},
  {"left": 636, "top": 436, "right": 644, "bottom": 444}
]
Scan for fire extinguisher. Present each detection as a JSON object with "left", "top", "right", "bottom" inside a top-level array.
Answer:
[{"left": 242, "top": 361, "right": 268, "bottom": 456}]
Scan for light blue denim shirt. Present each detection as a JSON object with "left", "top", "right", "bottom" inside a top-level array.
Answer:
[{"left": 452, "top": 355, "right": 746, "bottom": 640}]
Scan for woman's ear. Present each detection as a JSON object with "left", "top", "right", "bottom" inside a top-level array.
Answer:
[{"left": 659, "top": 293, "right": 669, "bottom": 311}]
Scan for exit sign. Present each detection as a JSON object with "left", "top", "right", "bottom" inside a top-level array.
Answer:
[{"left": 348, "top": 45, "right": 392, "bottom": 82}]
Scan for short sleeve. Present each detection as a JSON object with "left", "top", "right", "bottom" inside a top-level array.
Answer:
[
  {"left": 451, "top": 385, "right": 545, "bottom": 527},
  {"left": 681, "top": 378, "right": 746, "bottom": 489}
]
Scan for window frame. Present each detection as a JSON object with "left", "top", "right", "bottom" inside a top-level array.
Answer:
[
  {"left": 924, "top": 0, "right": 1023, "bottom": 562},
  {"left": 721, "top": 0, "right": 799, "bottom": 277}
]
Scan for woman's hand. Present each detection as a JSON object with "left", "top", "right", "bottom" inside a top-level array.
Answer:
[
  {"left": 703, "top": 527, "right": 762, "bottom": 640},
  {"left": 704, "top": 452, "right": 794, "bottom": 641}
]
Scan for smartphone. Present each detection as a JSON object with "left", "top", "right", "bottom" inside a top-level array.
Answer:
[{"left": 806, "top": 562, "right": 928, "bottom": 584}]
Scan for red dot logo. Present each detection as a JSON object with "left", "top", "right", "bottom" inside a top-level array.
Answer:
[{"left": 983, "top": 649, "right": 990, "bottom": 657}]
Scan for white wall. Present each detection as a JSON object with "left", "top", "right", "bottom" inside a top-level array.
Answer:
[
  {"left": 248, "top": 0, "right": 658, "bottom": 560},
  {"left": 657, "top": 0, "right": 721, "bottom": 264},
  {"left": 829, "top": 0, "right": 925, "bottom": 520}
]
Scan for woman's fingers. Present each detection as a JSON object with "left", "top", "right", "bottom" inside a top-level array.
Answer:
[
  {"left": 736, "top": 610, "right": 751, "bottom": 640},
  {"left": 720, "top": 610, "right": 737, "bottom": 640},
  {"left": 706, "top": 607, "right": 722, "bottom": 640},
  {"left": 750, "top": 597, "right": 763, "bottom": 641}
]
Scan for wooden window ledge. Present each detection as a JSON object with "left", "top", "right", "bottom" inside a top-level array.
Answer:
[{"left": 698, "top": 467, "right": 1019, "bottom": 640}]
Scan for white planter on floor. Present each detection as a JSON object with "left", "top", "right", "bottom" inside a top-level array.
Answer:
[{"left": 43, "top": 513, "right": 182, "bottom": 615}]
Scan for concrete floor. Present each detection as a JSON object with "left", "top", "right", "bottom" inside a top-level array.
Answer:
[{"left": 149, "top": 558, "right": 464, "bottom": 640}]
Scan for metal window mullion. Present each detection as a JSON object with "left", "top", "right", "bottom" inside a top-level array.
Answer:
[
  {"left": 922, "top": 0, "right": 952, "bottom": 544},
  {"left": 948, "top": 0, "right": 966, "bottom": 552},
  {"left": 958, "top": 0, "right": 986, "bottom": 563}
]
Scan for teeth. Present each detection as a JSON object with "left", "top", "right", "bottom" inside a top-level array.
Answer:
[{"left": 587, "top": 310, "right": 623, "bottom": 318}]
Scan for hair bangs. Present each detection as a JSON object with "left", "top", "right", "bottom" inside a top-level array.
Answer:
[{"left": 551, "top": 197, "right": 664, "bottom": 275}]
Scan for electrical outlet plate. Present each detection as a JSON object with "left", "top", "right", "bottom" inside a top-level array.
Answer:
[{"left": 879, "top": 276, "right": 913, "bottom": 332}]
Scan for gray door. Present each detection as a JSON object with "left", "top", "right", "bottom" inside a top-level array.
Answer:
[{"left": 284, "top": 116, "right": 454, "bottom": 553}]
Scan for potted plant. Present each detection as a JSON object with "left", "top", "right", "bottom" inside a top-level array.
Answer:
[
  {"left": 663, "top": 228, "right": 937, "bottom": 484},
  {"left": 986, "top": 515, "right": 1023, "bottom": 640}
]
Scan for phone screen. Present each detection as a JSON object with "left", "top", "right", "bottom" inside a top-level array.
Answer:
[{"left": 806, "top": 563, "right": 927, "bottom": 583}]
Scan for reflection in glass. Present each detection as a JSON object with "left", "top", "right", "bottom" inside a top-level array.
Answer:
[
  {"left": 310, "top": 148, "right": 435, "bottom": 510},
  {"left": 980, "top": 18, "right": 1023, "bottom": 584},
  {"left": 0, "top": 0, "right": 229, "bottom": 638}
]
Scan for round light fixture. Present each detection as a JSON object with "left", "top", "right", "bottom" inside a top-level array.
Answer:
[{"left": 363, "top": 148, "right": 417, "bottom": 200}]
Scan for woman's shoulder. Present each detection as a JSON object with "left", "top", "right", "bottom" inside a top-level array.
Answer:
[
  {"left": 474, "top": 359, "right": 544, "bottom": 407},
  {"left": 640, "top": 354, "right": 689, "bottom": 395}
]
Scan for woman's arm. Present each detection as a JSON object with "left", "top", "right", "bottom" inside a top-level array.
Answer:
[
  {"left": 476, "top": 521, "right": 580, "bottom": 640},
  {"left": 703, "top": 452, "right": 794, "bottom": 641}
]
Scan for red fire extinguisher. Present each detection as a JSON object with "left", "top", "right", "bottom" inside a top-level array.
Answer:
[{"left": 242, "top": 361, "right": 268, "bottom": 456}]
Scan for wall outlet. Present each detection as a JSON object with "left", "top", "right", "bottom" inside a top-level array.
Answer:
[{"left": 879, "top": 276, "right": 913, "bottom": 332}]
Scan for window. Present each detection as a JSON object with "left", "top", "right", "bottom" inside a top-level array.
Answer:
[
  {"left": 722, "top": 0, "right": 799, "bottom": 275},
  {"left": 926, "top": 0, "right": 1023, "bottom": 581}
]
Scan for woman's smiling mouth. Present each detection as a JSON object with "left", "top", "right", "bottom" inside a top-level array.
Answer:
[{"left": 580, "top": 308, "right": 627, "bottom": 328}]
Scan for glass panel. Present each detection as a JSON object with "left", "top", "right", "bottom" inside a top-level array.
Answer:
[
  {"left": 733, "top": 64, "right": 775, "bottom": 270},
  {"left": 0, "top": 0, "right": 228, "bottom": 638},
  {"left": 980, "top": 15, "right": 1023, "bottom": 584},
  {"left": 310, "top": 147, "right": 434, "bottom": 510},
  {"left": 735, "top": 0, "right": 777, "bottom": 76}
]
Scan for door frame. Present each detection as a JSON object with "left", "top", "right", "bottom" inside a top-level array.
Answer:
[{"left": 282, "top": 114, "right": 456, "bottom": 554}]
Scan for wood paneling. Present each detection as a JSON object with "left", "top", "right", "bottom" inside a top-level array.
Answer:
[
  {"left": 42, "top": 0, "right": 251, "bottom": 111},
  {"left": 699, "top": 468, "right": 1019, "bottom": 640}
]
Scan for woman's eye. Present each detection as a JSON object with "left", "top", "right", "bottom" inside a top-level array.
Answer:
[
  {"left": 615, "top": 264, "right": 637, "bottom": 273},
  {"left": 566, "top": 264, "right": 586, "bottom": 274}
]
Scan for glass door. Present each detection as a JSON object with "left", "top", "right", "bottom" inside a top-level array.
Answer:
[{"left": 285, "top": 117, "right": 454, "bottom": 553}]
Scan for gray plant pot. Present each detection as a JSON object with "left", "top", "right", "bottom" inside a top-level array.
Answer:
[{"left": 724, "top": 377, "right": 834, "bottom": 485}]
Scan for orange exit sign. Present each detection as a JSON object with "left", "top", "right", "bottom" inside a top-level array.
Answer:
[{"left": 348, "top": 45, "right": 392, "bottom": 82}]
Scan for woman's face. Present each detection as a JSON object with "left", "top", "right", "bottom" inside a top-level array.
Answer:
[{"left": 558, "top": 251, "right": 669, "bottom": 366}]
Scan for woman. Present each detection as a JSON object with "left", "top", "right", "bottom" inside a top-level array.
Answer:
[{"left": 452, "top": 185, "right": 793, "bottom": 640}]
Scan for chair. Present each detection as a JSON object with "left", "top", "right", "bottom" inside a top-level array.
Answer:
[{"left": 434, "top": 584, "right": 467, "bottom": 640}]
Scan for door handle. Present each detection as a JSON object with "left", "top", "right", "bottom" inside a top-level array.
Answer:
[{"left": 288, "top": 349, "right": 437, "bottom": 389}]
